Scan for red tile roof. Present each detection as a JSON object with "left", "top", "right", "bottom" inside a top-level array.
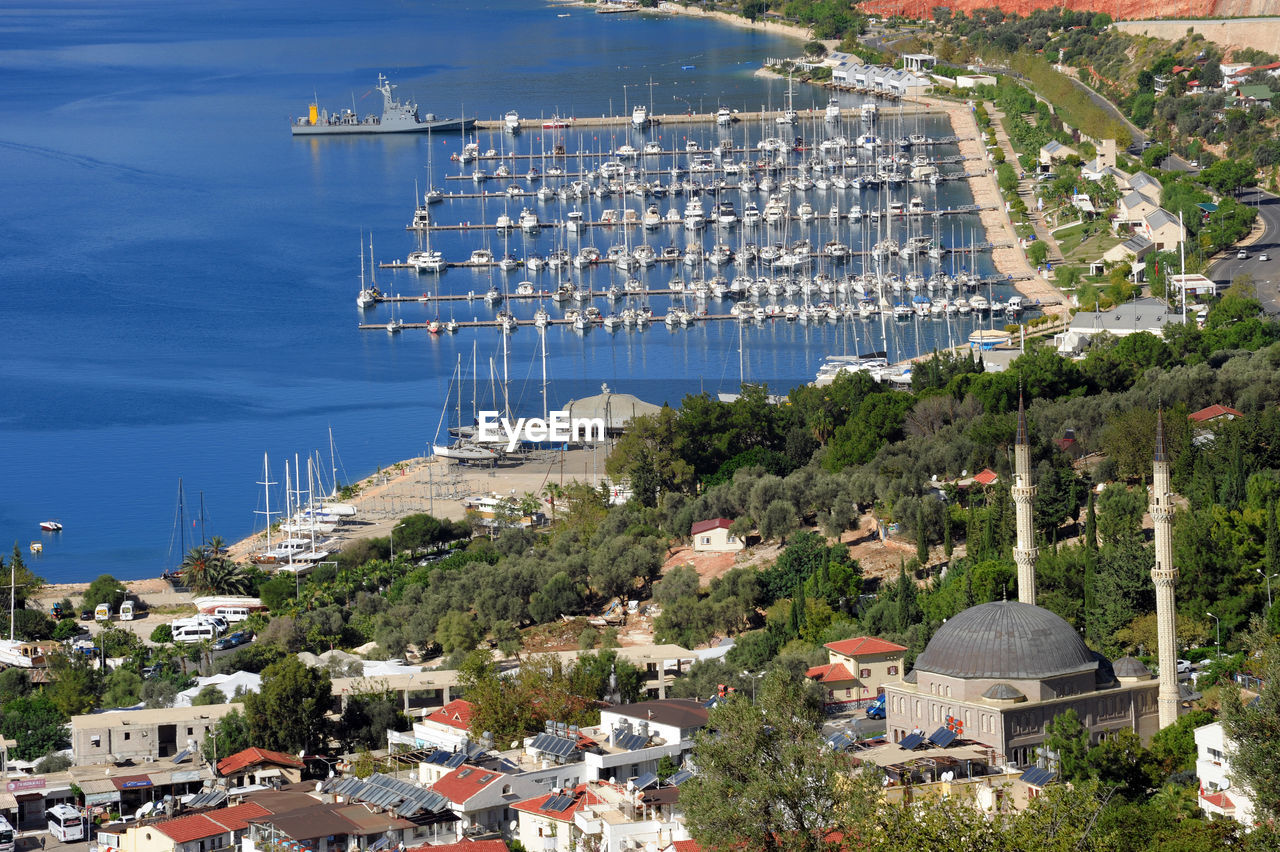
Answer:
[
  {"left": 513, "top": 784, "right": 604, "bottom": 819},
  {"left": 205, "top": 802, "right": 273, "bottom": 832},
  {"left": 690, "top": 518, "right": 732, "bottom": 535},
  {"left": 408, "top": 842, "right": 510, "bottom": 852},
  {"left": 671, "top": 842, "right": 702, "bottom": 852},
  {"left": 805, "top": 663, "right": 856, "bottom": 684},
  {"left": 1200, "top": 789, "right": 1235, "bottom": 810},
  {"left": 1055, "top": 437, "right": 1076, "bottom": 451},
  {"left": 431, "top": 764, "right": 507, "bottom": 804},
  {"left": 156, "top": 815, "right": 226, "bottom": 844},
  {"left": 1189, "top": 404, "right": 1243, "bottom": 423},
  {"left": 217, "top": 747, "right": 305, "bottom": 777},
  {"left": 824, "top": 637, "right": 908, "bottom": 657},
  {"left": 156, "top": 803, "right": 275, "bottom": 843},
  {"left": 423, "top": 698, "right": 475, "bottom": 731},
  {"left": 973, "top": 468, "right": 999, "bottom": 486}
]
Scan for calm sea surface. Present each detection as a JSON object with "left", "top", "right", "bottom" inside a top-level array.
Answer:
[{"left": 0, "top": 0, "right": 1012, "bottom": 581}]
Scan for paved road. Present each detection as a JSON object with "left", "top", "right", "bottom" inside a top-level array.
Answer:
[{"left": 1208, "top": 189, "right": 1280, "bottom": 312}]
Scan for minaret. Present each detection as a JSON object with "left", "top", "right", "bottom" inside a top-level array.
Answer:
[
  {"left": 1151, "top": 410, "right": 1181, "bottom": 729},
  {"left": 1012, "top": 392, "right": 1038, "bottom": 606}
]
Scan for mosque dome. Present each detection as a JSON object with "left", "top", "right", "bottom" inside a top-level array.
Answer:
[{"left": 913, "top": 601, "right": 1096, "bottom": 680}]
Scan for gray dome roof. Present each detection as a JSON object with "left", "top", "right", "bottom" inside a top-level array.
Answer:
[
  {"left": 982, "top": 682, "right": 1025, "bottom": 700},
  {"left": 914, "top": 601, "right": 1096, "bottom": 680},
  {"left": 1112, "top": 657, "right": 1152, "bottom": 679}
]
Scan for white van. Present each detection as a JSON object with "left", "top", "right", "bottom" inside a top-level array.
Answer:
[
  {"left": 94, "top": 603, "right": 112, "bottom": 622},
  {"left": 120, "top": 600, "right": 136, "bottom": 621},
  {"left": 213, "top": 606, "right": 251, "bottom": 623},
  {"left": 171, "top": 622, "right": 218, "bottom": 644}
]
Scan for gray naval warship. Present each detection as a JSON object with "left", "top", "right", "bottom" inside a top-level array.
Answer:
[{"left": 290, "top": 74, "right": 474, "bottom": 136}]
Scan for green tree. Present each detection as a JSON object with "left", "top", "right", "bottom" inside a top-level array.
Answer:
[
  {"left": 435, "top": 610, "right": 482, "bottom": 654},
  {"left": 81, "top": 574, "right": 126, "bottom": 610},
  {"left": 150, "top": 623, "right": 173, "bottom": 644},
  {"left": 0, "top": 694, "right": 68, "bottom": 760},
  {"left": 1044, "top": 708, "right": 1090, "bottom": 781},
  {"left": 191, "top": 684, "right": 227, "bottom": 706},
  {"left": 101, "top": 669, "right": 144, "bottom": 708},
  {"left": 243, "top": 656, "right": 332, "bottom": 754},
  {"left": 202, "top": 709, "right": 251, "bottom": 763},
  {"left": 335, "top": 692, "right": 410, "bottom": 752},
  {"left": 682, "top": 668, "right": 871, "bottom": 852}
]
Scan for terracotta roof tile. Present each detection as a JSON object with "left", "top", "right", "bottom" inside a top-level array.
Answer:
[
  {"left": 973, "top": 468, "right": 999, "bottom": 486},
  {"left": 824, "top": 637, "right": 908, "bottom": 657},
  {"left": 431, "top": 764, "right": 507, "bottom": 805},
  {"left": 513, "top": 784, "right": 604, "bottom": 819},
  {"left": 217, "top": 747, "right": 305, "bottom": 777},
  {"left": 805, "top": 663, "right": 856, "bottom": 684},
  {"left": 155, "top": 815, "right": 226, "bottom": 844},
  {"left": 1189, "top": 404, "right": 1243, "bottom": 423},
  {"left": 690, "top": 518, "right": 732, "bottom": 535},
  {"left": 423, "top": 699, "right": 475, "bottom": 731},
  {"left": 408, "top": 841, "right": 509, "bottom": 852}
]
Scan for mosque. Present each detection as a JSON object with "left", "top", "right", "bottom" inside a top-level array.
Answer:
[{"left": 883, "top": 402, "right": 1183, "bottom": 766}]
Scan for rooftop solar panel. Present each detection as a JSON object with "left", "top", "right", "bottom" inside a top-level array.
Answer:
[
  {"left": 445, "top": 752, "right": 468, "bottom": 768},
  {"left": 544, "top": 794, "right": 573, "bottom": 812},
  {"left": 898, "top": 733, "right": 925, "bottom": 750},
  {"left": 667, "top": 769, "right": 694, "bottom": 785},
  {"left": 826, "top": 732, "right": 853, "bottom": 751},
  {"left": 928, "top": 727, "right": 957, "bottom": 748},
  {"left": 1021, "top": 767, "right": 1057, "bottom": 787},
  {"left": 172, "top": 748, "right": 193, "bottom": 765},
  {"left": 632, "top": 772, "right": 658, "bottom": 790}
]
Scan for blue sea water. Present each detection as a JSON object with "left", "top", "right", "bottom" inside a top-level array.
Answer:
[{"left": 0, "top": 0, "right": 1010, "bottom": 581}]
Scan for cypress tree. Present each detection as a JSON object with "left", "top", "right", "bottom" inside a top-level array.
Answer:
[
  {"left": 1267, "top": 503, "right": 1280, "bottom": 585},
  {"left": 943, "top": 510, "right": 953, "bottom": 558},
  {"left": 1084, "top": 489, "right": 1098, "bottom": 553},
  {"left": 916, "top": 504, "right": 929, "bottom": 565}
]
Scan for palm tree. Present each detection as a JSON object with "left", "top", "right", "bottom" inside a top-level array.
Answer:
[
  {"left": 181, "top": 547, "right": 213, "bottom": 593},
  {"left": 543, "top": 482, "right": 564, "bottom": 522},
  {"left": 205, "top": 560, "right": 254, "bottom": 596}
]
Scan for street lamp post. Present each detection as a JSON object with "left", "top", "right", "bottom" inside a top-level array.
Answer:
[
  {"left": 742, "top": 670, "right": 763, "bottom": 703},
  {"left": 1258, "top": 569, "right": 1277, "bottom": 610},
  {"left": 1207, "top": 611, "right": 1221, "bottom": 660},
  {"left": 390, "top": 522, "right": 406, "bottom": 563}
]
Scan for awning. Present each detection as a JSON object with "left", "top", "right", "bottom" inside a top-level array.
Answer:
[
  {"left": 170, "top": 770, "right": 205, "bottom": 784},
  {"left": 78, "top": 779, "right": 119, "bottom": 795},
  {"left": 0, "top": 793, "right": 17, "bottom": 811},
  {"left": 113, "top": 775, "right": 153, "bottom": 791},
  {"left": 85, "top": 791, "right": 121, "bottom": 807},
  {"left": 145, "top": 771, "right": 173, "bottom": 786}
]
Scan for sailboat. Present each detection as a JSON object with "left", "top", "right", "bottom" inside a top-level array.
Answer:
[
  {"left": 356, "top": 234, "right": 378, "bottom": 309},
  {"left": 777, "top": 73, "right": 798, "bottom": 125}
]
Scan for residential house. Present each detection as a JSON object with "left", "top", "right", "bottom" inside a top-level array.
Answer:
[
  {"left": 1195, "top": 720, "right": 1255, "bottom": 826},
  {"left": 808, "top": 637, "right": 908, "bottom": 711},
  {"left": 902, "top": 53, "right": 936, "bottom": 72},
  {"left": 430, "top": 765, "right": 518, "bottom": 840},
  {"left": 1141, "top": 208, "right": 1185, "bottom": 251},
  {"left": 513, "top": 784, "right": 608, "bottom": 852},
  {"left": 103, "top": 802, "right": 272, "bottom": 852},
  {"left": 215, "top": 747, "right": 304, "bottom": 789},
  {"left": 593, "top": 700, "right": 708, "bottom": 780},
  {"left": 1102, "top": 235, "right": 1154, "bottom": 268},
  {"left": 1233, "top": 85, "right": 1273, "bottom": 109},
  {"left": 1115, "top": 191, "right": 1158, "bottom": 229},
  {"left": 410, "top": 699, "right": 477, "bottom": 751},
  {"left": 1188, "top": 404, "right": 1243, "bottom": 425},
  {"left": 1057, "top": 297, "right": 1184, "bottom": 356},
  {"left": 1128, "top": 172, "right": 1162, "bottom": 206},
  {"left": 1039, "top": 140, "right": 1078, "bottom": 167},
  {"left": 1221, "top": 62, "right": 1253, "bottom": 87},
  {"left": 690, "top": 519, "right": 743, "bottom": 553},
  {"left": 571, "top": 779, "right": 689, "bottom": 852},
  {"left": 71, "top": 704, "right": 240, "bottom": 766},
  {"left": 955, "top": 74, "right": 997, "bottom": 89}
]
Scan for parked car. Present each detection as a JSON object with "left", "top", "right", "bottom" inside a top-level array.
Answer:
[
  {"left": 865, "top": 694, "right": 887, "bottom": 720},
  {"left": 1176, "top": 659, "right": 1193, "bottom": 674},
  {"left": 212, "top": 631, "right": 250, "bottom": 651},
  {"left": 80, "top": 609, "right": 94, "bottom": 621}
]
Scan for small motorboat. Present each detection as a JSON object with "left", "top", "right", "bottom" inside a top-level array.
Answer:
[{"left": 40, "top": 521, "right": 62, "bottom": 532}]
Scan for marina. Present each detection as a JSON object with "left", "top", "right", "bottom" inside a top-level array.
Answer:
[{"left": 3, "top": 0, "right": 1039, "bottom": 579}]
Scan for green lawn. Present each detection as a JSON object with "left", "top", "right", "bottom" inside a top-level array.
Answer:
[{"left": 1056, "top": 220, "right": 1123, "bottom": 262}]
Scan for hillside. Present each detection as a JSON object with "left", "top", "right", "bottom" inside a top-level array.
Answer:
[{"left": 855, "top": 0, "right": 1277, "bottom": 21}]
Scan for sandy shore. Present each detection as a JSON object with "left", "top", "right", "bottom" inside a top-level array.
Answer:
[
  {"left": 227, "top": 447, "right": 616, "bottom": 562},
  {"left": 909, "top": 94, "right": 1068, "bottom": 318},
  {"left": 654, "top": 2, "right": 812, "bottom": 43}
]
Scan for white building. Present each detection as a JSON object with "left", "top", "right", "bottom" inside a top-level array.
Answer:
[
  {"left": 689, "top": 518, "right": 743, "bottom": 552},
  {"left": 175, "top": 671, "right": 261, "bottom": 707},
  {"left": 1195, "top": 720, "right": 1255, "bottom": 826}
]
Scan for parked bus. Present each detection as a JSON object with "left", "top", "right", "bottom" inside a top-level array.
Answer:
[
  {"left": 0, "top": 814, "right": 13, "bottom": 852},
  {"left": 47, "top": 804, "right": 87, "bottom": 842}
]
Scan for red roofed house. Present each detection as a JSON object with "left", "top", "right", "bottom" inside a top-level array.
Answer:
[
  {"left": 514, "top": 784, "right": 608, "bottom": 852},
  {"left": 412, "top": 698, "right": 476, "bottom": 751},
  {"left": 690, "top": 518, "right": 743, "bottom": 553},
  {"left": 1188, "top": 404, "right": 1243, "bottom": 425},
  {"left": 216, "top": 747, "right": 305, "bottom": 788},
  {"left": 429, "top": 764, "right": 517, "bottom": 840},
  {"left": 1195, "top": 721, "right": 1254, "bottom": 826},
  {"left": 105, "top": 802, "right": 272, "bottom": 852},
  {"left": 809, "top": 637, "right": 908, "bottom": 710},
  {"left": 973, "top": 468, "right": 999, "bottom": 486}
]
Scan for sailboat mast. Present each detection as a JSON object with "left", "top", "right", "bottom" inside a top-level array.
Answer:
[
  {"left": 541, "top": 325, "right": 549, "bottom": 422},
  {"left": 257, "top": 453, "right": 276, "bottom": 552},
  {"left": 199, "top": 491, "right": 207, "bottom": 551},
  {"left": 329, "top": 427, "right": 338, "bottom": 498},
  {"left": 177, "top": 478, "right": 186, "bottom": 561}
]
